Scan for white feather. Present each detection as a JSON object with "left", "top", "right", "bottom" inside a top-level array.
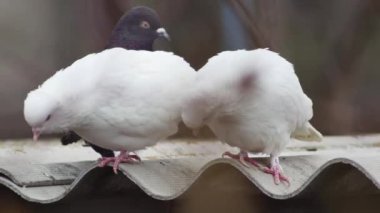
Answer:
[
  {"left": 182, "top": 49, "right": 322, "bottom": 156},
  {"left": 24, "top": 48, "right": 196, "bottom": 151}
]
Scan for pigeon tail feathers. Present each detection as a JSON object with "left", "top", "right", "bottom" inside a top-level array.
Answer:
[{"left": 292, "top": 122, "right": 323, "bottom": 142}]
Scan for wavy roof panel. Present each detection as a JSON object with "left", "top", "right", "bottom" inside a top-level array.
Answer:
[{"left": 0, "top": 134, "right": 379, "bottom": 203}]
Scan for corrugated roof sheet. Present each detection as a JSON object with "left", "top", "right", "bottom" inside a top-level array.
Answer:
[{"left": 0, "top": 134, "right": 379, "bottom": 203}]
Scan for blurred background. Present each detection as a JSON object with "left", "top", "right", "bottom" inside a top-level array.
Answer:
[{"left": 0, "top": 0, "right": 379, "bottom": 139}]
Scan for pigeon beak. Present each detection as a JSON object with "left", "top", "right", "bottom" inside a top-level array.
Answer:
[
  {"left": 156, "top": 28, "right": 170, "bottom": 41},
  {"left": 32, "top": 127, "right": 41, "bottom": 141},
  {"left": 192, "top": 129, "right": 200, "bottom": 137}
]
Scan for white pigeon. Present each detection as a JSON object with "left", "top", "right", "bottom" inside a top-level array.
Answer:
[
  {"left": 24, "top": 48, "right": 196, "bottom": 173},
  {"left": 181, "top": 49, "right": 322, "bottom": 184}
]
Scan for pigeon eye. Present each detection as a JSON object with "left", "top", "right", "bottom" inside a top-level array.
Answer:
[
  {"left": 45, "top": 114, "right": 51, "bottom": 121},
  {"left": 139, "top": 21, "right": 150, "bottom": 29}
]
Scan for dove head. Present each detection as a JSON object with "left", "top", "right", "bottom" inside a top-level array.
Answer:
[
  {"left": 24, "top": 91, "right": 68, "bottom": 140},
  {"left": 107, "top": 6, "right": 170, "bottom": 50}
]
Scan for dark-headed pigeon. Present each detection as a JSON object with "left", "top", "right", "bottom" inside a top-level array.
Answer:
[{"left": 60, "top": 6, "right": 170, "bottom": 158}]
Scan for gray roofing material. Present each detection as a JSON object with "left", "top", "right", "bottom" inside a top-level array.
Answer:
[{"left": 0, "top": 134, "right": 379, "bottom": 203}]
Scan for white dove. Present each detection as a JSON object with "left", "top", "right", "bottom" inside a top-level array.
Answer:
[
  {"left": 181, "top": 49, "right": 322, "bottom": 184},
  {"left": 24, "top": 48, "right": 196, "bottom": 173}
]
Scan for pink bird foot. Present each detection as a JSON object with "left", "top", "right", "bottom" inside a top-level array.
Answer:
[
  {"left": 98, "top": 150, "right": 141, "bottom": 174},
  {"left": 222, "top": 151, "right": 262, "bottom": 169},
  {"left": 263, "top": 156, "right": 290, "bottom": 185},
  {"left": 223, "top": 152, "right": 290, "bottom": 185}
]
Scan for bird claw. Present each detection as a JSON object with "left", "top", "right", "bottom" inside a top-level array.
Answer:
[
  {"left": 263, "top": 164, "right": 290, "bottom": 185},
  {"left": 239, "top": 155, "right": 252, "bottom": 168},
  {"left": 222, "top": 151, "right": 261, "bottom": 169},
  {"left": 98, "top": 151, "right": 141, "bottom": 174},
  {"left": 128, "top": 153, "right": 141, "bottom": 162},
  {"left": 223, "top": 152, "right": 290, "bottom": 186},
  {"left": 98, "top": 157, "right": 115, "bottom": 167}
]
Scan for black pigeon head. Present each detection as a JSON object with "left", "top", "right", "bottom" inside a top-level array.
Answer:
[{"left": 106, "top": 6, "right": 169, "bottom": 50}]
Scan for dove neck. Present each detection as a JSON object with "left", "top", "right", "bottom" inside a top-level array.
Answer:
[{"left": 106, "top": 32, "right": 154, "bottom": 51}]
